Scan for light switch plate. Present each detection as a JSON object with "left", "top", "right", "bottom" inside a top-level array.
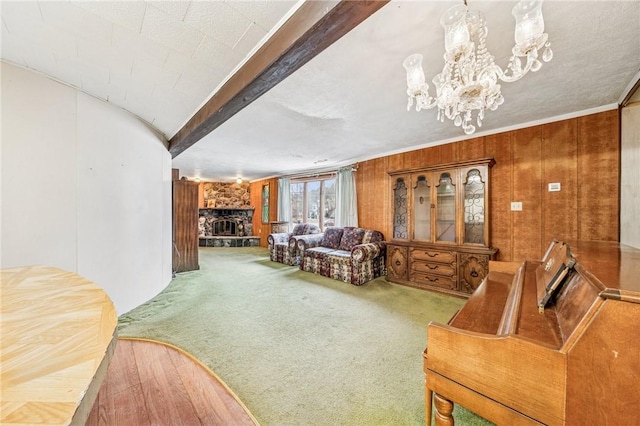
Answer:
[
  {"left": 511, "top": 202, "right": 523, "bottom": 211},
  {"left": 548, "top": 182, "right": 561, "bottom": 192}
]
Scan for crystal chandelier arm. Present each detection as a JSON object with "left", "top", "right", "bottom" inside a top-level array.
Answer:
[
  {"left": 406, "top": 87, "right": 438, "bottom": 111},
  {"left": 494, "top": 48, "right": 538, "bottom": 83},
  {"left": 494, "top": 35, "right": 552, "bottom": 83}
]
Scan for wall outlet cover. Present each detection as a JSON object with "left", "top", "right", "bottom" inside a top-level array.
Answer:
[
  {"left": 548, "top": 182, "right": 561, "bottom": 192},
  {"left": 511, "top": 202, "right": 523, "bottom": 211}
]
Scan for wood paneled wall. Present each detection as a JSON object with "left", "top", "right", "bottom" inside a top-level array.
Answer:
[
  {"left": 250, "top": 177, "right": 279, "bottom": 247},
  {"left": 356, "top": 110, "right": 620, "bottom": 262}
]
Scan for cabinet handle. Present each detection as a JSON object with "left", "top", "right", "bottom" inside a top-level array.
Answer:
[
  {"left": 395, "top": 260, "right": 402, "bottom": 266},
  {"left": 470, "top": 269, "right": 479, "bottom": 278},
  {"left": 427, "top": 277, "right": 439, "bottom": 283},
  {"left": 426, "top": 252, "right": 439, "bottom": 258},
  {"left": 427, "top": 264, "right": 439, "bottom": 270}
]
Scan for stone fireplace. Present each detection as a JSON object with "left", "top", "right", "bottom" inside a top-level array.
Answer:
[{"left": 198, "top": 208, "right": 259, "bottom": 247}]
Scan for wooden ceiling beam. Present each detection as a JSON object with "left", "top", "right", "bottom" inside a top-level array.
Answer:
[{"left": 168, "top": 0, "right": 389, "bottom": 158}]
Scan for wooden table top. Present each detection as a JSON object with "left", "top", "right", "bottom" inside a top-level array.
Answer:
[{"left": 1, "top": 265, "right": 118, "bottom": 425}]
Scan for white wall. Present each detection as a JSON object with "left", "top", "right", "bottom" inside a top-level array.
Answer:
[
  {"left": 621, "top": 102, "right": 640, "bottom": 249},
  {"left": 1, "top": 62, "right": 172, "bottom": 314},
  {"left": 1, "top": 62, "right": 79, "bottom": 272}
]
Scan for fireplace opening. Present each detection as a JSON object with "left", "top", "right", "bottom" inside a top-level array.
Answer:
[
  {"left": 199, "top": 208, "right": 253, "bottom": 238},
  {"left": 213, "top": 219, "right": 238, "bottom": 236},
  {"left": 199, "top": 208, "right": 258, "bottom": 247}
]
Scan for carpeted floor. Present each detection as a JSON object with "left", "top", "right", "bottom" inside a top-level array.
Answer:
[{"left": 118, "top": 247, "right": 492, "bottom": 425}]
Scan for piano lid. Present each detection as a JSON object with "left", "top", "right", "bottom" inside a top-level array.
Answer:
[
  {"left": 536, "top": 241, "right": 576, "bottom": 312},
  {"left": 564, "top": 240, "right": 640, "bottom": 303}
]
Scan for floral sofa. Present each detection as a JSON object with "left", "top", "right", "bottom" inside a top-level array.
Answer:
[
  {"left": 267, "top": 223, "right": 321, "bottom": 266},
  {"left": 297, "top": 227, "right": 386, "bottom": 285}
]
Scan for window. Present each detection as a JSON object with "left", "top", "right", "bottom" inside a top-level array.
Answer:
[
  {"left": 289, "top": 176, "right": 336, "bottom": 231},
  {"left": 261, "top": 183, "right": 269, "bottom": 223}
]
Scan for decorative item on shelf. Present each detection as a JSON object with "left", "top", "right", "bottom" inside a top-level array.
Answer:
[{"left": 403, "top": 0, "right": 553, "bottom": 135}]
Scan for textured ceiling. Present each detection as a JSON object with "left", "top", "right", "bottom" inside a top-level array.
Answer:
[
  {"left": 2, "top": 1, "right": 639, "bottom": 182},
  {"left": 1, "top": 0, "right": 299, "bottom": 136}
]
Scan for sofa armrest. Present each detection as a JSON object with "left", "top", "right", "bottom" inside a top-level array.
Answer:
[
  {"left": 288, "top": 234, "right": 308, "bottom": 250},
  {"left": 352, "top": 241, "right": 386, "bottom": 262},
  {"left": 268, "top": 232, "right": 291, "bottom": 246},
  {"left": 296, "top": 233, "right": 325, "bottom": 251}
]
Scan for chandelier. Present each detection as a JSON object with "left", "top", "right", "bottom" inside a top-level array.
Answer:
[{"left": 403, "top": 0, "right": 553, "bottom": 135}]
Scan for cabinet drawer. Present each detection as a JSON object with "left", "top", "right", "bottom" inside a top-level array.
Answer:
[
  {"left": 412, "top": 261, "right": 456, "bottom": 277},
  {"left": 410, "top": 248, "right": 456, "bottom": 264},
  {"left": 411, "top": 272, "right": 457, "bottom": 291}
]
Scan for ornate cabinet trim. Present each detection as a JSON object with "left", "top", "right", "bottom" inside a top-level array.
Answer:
[{"left": 387, "top": 245, "right": 409, "bottom": 281}]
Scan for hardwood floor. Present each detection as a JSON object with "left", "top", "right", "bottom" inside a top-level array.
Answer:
[{"left": 86, "top": 339, "right": 257, "bottom": 426}]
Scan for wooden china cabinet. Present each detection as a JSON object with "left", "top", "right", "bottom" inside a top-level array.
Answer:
[{"left": 386, "top": 158, "right": 497, "bottom": 297}]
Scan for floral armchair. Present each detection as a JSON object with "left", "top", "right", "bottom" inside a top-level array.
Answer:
[
  {"left": 297, "top": 227, "right": 386, "bottom": 285},
  {"left": 267, "top": 223, "right": 321, "bottom": 266}
]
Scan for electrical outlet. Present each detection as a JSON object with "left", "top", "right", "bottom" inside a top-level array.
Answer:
[
  {"left": 511, "top": 202, "right": 523, "bottom": 211},
  {"left": 548, "top": 182, "right": 561, "bottom": 192}
]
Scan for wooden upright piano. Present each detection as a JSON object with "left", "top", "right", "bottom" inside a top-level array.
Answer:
[{"left": 423, "top": 240, "right": 640, "bottom": 425}]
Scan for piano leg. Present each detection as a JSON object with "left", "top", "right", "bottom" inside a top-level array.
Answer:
[
  {"left": 433, "top": 393, "right": 455, "bottom": 426},
  {"left": 425, "top": 387, "right": 433, "bottom": 426}
]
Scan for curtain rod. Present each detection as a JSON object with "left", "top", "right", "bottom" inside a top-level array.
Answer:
[{"left": 285, "top": 163, "right": 358, "bottom": 180}]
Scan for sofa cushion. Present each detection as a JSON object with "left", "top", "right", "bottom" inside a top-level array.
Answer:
[
  {"left": 327, "top": 250, "right": 351, "bottom": 260},
  {"left": 291, "top": 224, "right": 306, "bottom": 236},
  {"left": 320, "top": 227, "right": 344, "bottom": 249},
  {"left": 338, "top": 227, "right": 366, "bottom": 251},
  {"left": 362, "top": 229, "right": 384, "bottom": 244},
  {"left": 305, "top": 246, "right": 338, "bottom": 260},
  {"left": 292, "top": 223, "right": 321, "bottom": 236}
]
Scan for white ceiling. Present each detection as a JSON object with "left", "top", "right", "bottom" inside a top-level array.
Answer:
[
  {"left": 1, "top": 0, "right": 300, "bottom": 136},
  {"left": 2, "top": 1, "right": 639, "bottom": 182}
]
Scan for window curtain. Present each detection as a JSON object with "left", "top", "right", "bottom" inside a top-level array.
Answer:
[
  {"left": 277, "top": 177, "right": 291, "bottom": 223},
  {"left": 335, "top": 166, "right": 358, "bottom": 227}
]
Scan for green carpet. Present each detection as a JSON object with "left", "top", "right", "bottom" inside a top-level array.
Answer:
[{"left": 118, "top": 247, "right": 493, "bottom": 425}]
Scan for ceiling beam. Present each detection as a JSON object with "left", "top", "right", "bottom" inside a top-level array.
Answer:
[{"left": 168, "top": 0, "right": 389, "bottom": 158}]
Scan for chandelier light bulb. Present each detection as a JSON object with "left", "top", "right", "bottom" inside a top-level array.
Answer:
[
  {"left": 513, "top": 0, "right": 545, "bottom": 45},
  {"left": 441, "top": 5, "right": 470, "bottom": 52},
  {"left": 403, "top": 54, "right": 426, "bottom": 92},
  {"left": 403, "top": 0, "right": 552, "bottom": 135}
]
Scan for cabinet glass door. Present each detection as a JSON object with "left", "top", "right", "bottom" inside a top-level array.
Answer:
[
  {"left": 436, "top": 172, "right": 456, "bottom": 242},
  {"left": 413, "top": 175, "right": 431, "bottom": 240},
  {"left": 392, "top": 177, "right": 409, "bottom": 239},
  {"left": 463, "top": 169, "right": 486, "bottom": 244}
]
